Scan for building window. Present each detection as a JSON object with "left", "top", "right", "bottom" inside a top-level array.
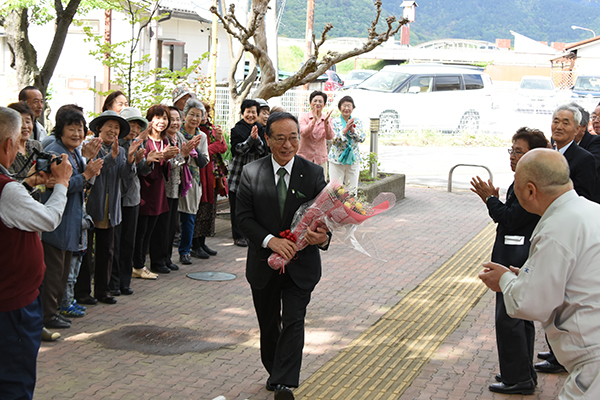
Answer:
[{"left": 159, "top": 41, "right": 186, "bottom": 71}]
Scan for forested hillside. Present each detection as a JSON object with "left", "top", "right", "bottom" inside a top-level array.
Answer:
[{"left": 278, "top": 0, "right": 600, "bottom": 44}]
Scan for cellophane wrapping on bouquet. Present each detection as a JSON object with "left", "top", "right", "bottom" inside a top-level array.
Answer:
[{"left": 267, "top": 180, "right": 396, "bottom": 271}]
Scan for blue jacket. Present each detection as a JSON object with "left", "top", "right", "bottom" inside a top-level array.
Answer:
[{"left": 41, "top": 139, "right": 86, "bottom": 252}]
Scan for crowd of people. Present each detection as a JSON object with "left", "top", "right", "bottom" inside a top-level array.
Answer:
[
  {"left": 11, "top": 81, "right": 600, "bottom": 400},
  {"left": 0, "top": 85, "right": 368, "bottom": 400}
]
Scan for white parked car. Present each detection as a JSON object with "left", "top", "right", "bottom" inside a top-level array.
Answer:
[
  {"left": 516, "top": 76, "right": 557, "bottom": 114},
  {"left": 341, "top": 69, "right": 377, "bottom": 89},
  {"left": 337, "top": 64, "right": 494, "bottom": 134}
]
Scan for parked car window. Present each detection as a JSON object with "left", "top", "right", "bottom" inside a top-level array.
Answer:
[
  {"left": 358, "top": 71, "right": 411, "bottom": 92},
  {"left": 403, "top": 76, "right": 433, "bottom": 93},
  {"left": 520, "top": 79, "right": 554, "bottom": 90},
  {"left": 434, "top": 76, "right": 461, "bottom": 91},
  {"left": 464, "top": 74, "right": 484, "bottom": 90}
]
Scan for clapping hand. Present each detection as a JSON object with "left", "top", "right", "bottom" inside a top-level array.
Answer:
[
  {"left": 162, "top": 144, "right": 180, "bottom": 160},
  {"left": 81, "top": 137, "right": 102, "bottom": 160},
  {"left": 127, "top": 139, "right": 143, "bottom": 164},
  {"left": 182, "top": 135, "right": 203, "bottom": 158},
  {"left": 83, "top": 158, "right": 104, "bottom": 181},
  {"left": 146, "top": 150, "right": 162, "bottom": 164},
  {"left": 343, "top": 118, "right": 355, "bottom": 134},
  {"left": 111, "top": 138, "right": 120, "bottom": 159},
  {"left": 323, "top": 109, "right": 334, "bottom": 122},
  {"left": 214, "top": 125, "right": 223, "bottom": 142},
  {"left": 250, "top": 125, "right": 259, "bottom": 140},
  {"left": 470, "top": 176, "right": 499, "bottom": 203}
]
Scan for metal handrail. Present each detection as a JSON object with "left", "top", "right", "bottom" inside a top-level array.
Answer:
[{"left": 448, "top": 164, "right": 493, "bottom": 192}]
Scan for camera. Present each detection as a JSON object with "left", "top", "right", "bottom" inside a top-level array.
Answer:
[{"left": 35, "top": 151, "right": 62, "bottom": 173}]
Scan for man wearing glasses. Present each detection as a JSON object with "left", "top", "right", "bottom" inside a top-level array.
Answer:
[
  {"left": 18, "top": 86, "right": 47, "bottom": 141},
  {"left": 471, "top": 128, "right": 549, "bottom": 394},
  {"left": 237, "top": 112, "right": 330, "bottom": 400}
]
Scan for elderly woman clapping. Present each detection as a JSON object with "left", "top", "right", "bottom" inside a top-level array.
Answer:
[{"left": 178, "top": 98, "right": 209, "bottom": 265}]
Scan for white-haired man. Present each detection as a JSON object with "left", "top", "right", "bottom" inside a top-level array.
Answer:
[{"left": 0, "top": 107, "right": 72, "bottom": 399}]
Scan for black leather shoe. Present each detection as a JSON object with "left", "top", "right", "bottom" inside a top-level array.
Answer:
[
  {"left": 266, "top": 379, "right": 275, "bottom": 391},
  {"left": 99, "top": 296, "right": 117, "bottom": 304},
  {"left": 234, "top": 238, "right": 248, "bottom": 247},
  {"left": 535, "top": 360, "right": 566, "bottom": 373},
  {"left": 191, "top": 247, "right": 210, "bottom": 259},
  {"left": 537, "top": 351, "right": 552, "bottom": 360},
  {"left": 151, "top": 265, "right": 171, "bottom": 274},
  {"left": 179, "top": 254, "right": 192, "bottom": 265},
  {"left": 495, "top": 374, "right": 538, "bottom": 386},
  {"left": 120, "top": 287, "right": 134, "bottom": 295},
  {"left": 274, "top": 384, "right": 294, "bottom": 400},
  {"left": 489, "top": 379, "right": 535, "bottom": 395},
  {"left": 166, "top": 260, "right": 179, "bottom": 270},
  {"left": 57, "top": 313, "right": 72, "bottom": 323},
  {"left": 45, "top": 316, "right": 71, "bottom": 329},
  {"left": 110, "top": 289, "right": 121, "bottom": 297},
  {"left": 202, "top": 244, "right": 218, "bottom": 256},
  {"left": 76, "top": 295, "right": 98, "bottom": 305}
]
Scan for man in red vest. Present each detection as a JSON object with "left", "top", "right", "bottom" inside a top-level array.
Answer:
[{"left": 0, "top": 106, "right": 72, "bottom": 400}]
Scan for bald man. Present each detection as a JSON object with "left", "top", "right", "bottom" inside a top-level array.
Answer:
[{"left": 480, "top": 148, "right": 600, "bottom": 399}]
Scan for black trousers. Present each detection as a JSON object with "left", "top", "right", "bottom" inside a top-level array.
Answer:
[
  {"left": 150, "top": 198, "right": 178, "bottom": 268},
  {"left": 94, "top": 226, "right": 115, "bottom": 300},
  {"left": 110, "top": 205, "right": 139, "bottom": 291},
  {"left": 133, "top": 214, "right": 159, "bottom": 270},
  {"left": 251, "top": 272, "right": 312, "bottom": 388},
  {"left": 229, "top": 191, "right": 245, "bottom": 240},
  {"left": 495, "top": 292, "right": 537, "bottom": 384}
]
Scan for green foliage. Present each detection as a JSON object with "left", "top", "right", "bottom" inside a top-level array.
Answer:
[
  {"left": 279, "top": 0, "right": 600, "bottom": 45},
  {"left": 278, "top": 0, "right": 394, "bottom": 39},
  {"left": 83, "top": 1, "right": 211, "bottom": 113},
  {"left": 336, "top": 59, "right": 386, "bottom": 75},
  {"left": 278, "top": 45, "right": 305, "bottom": 72},
  {"left": 359, "top": 151, "right": 380, "bottom": 181}
]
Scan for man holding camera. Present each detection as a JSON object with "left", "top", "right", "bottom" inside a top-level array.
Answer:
[{"left": 0, "top": 107, "right": 72, "bottom": 400}]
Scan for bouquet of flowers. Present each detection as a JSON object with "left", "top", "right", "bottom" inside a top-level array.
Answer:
[{"left": 268, "top": 180, "right": 396, "bottom": 271}]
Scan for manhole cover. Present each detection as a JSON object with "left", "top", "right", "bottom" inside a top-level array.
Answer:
[
  {"left": 93, "top": 325, "right": 250, "bottom": 355},
  {"left": 187, "top": 271, "right": 236, "bottom": 281}
]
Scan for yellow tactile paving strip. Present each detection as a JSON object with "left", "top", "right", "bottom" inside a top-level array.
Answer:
[{"left": 295, "top": 223, "right": 496, "bottom": 400}]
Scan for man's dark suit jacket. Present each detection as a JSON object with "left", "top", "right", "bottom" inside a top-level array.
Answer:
[
  {"left": 488, "top": 183, "right": 540, "bottom": 267},
  {"left": 578, "top": 131, "right": 600, "bottom": 202},
  {"left": 236, "top": 155, "right": 327, "bottom": 291},
  {"left": 563, "top": 142, "right": 597, "bottom": 201}
]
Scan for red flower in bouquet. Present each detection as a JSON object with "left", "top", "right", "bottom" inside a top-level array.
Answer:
[{"left": 268, "top": 180, "right": 396, "bottom": 272}]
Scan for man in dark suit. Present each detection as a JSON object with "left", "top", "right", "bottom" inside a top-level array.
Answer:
[
  {"left": 471, "top": 127, "right": 549, "bottom": 395},
  {"left": 237, "top": 112, "right": 330, "bottom": 400},
  {"left": 552, "top": 104, "right": 597, "bottom": 201},
  {"left": 535, "top": 103, "right": 599, "bottom": 374},
  {"left": 571, "top": 103, "right": 600, "bottom": 202}
]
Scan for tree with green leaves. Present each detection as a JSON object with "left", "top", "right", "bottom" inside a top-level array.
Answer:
[
  {"left": 0, "top": 0, "right": 87, "bottom": 97},
  {"left": 83, "top": 1, "right": 211, "bottom": 111}
]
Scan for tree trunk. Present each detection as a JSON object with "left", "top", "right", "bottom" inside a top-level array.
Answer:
[{"left": 4, "top": 8, "right": 39, "bottom": 89}]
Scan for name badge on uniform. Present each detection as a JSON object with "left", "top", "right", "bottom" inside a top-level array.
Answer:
[{"left": 504, "top": 235, "right": 525, "bottom": 245}]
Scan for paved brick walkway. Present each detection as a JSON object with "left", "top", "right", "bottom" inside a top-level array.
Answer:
[{"left": 34, "top": 185, "right": 565, "bottom": 399}]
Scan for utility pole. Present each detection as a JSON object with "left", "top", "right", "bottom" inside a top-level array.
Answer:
[
  {"left": 209, "top": 0, "right": 219, "bottom": 114},
  {"left": 304, "top": 0, "right": 315, "bottom": 89}
]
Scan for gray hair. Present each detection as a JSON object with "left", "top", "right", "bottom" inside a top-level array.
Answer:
[
  {"left": 553, "top": 104, "right": 582, "bottom": 126},
  {"left": 569, "top": 102, "right": 589, "bottom": 127},
  {"left": 0, "top": 107, "right": 22, "bottom": 144},
  {"left": 183, "top": 98, "right": 206, "bottom": 116}
]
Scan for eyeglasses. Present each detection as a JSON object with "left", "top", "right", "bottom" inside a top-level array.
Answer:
[
  {"left": 187, "top": 113, "right": 203, "bottom": 119},
  {"left": 508, "top": 148, "right": 525, "bottom": 157},
  {"left": 591, "top": 115, "right": 600, "bottom": 122},
  {"left": 271, "top": 136, "right": 299, "bottom": 145}
]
